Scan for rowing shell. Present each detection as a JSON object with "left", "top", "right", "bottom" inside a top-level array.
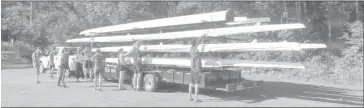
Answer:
[
  {"left": 105, "top": 57, "right": 305, "bottom": 69},
  {"left": 67, "top": 23, "right": 305, "bottom": 43}
]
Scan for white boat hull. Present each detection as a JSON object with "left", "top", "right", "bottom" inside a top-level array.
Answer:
[
  {"left": 92, "top": 42, "right": 326, "bottom": 52},
  {"left": 80, "top": 10, "right": 236, "bottom": 36},
  {"left": 67, "top": 23, "right": 305, "bottom": 43},
  {"left": 105, "top": 57, "right": 305, "bottom": 69}
]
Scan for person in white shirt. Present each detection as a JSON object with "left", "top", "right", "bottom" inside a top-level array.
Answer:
[{"left": 83, "top": 43, "right": 93, "bottom": 82}]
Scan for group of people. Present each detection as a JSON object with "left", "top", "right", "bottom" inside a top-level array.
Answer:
[
  {"left": 31, "top": 43, "right": 102, "bottom": 89},
  {"left": 31, "top": 36, "right": 206, "bottom": 102}
]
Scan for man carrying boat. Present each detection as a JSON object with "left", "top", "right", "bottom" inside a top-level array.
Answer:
[
  {"left": 91, "top": 48, "right": 106, "bottom": 91},
  {"left": 133, "top": 41, "right": 143, "bottom": 91},
  {"left": 121, "top": 40, "right": 142, "bottom": 91},
  {"left": 189, "top": 36, "right": 206, "bottom": 102}
]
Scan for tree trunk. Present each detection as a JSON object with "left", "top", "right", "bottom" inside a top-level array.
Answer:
[
  {"left": 284, "top": 2, "right": 288, "bottom": 23},
  {"left": 327, "top": 2, "right": 332, "bottom": 48},
  {"left": 30, "top": 2, "right": 33, "bottom": 34},
  {"left": 281, "top": 2, "right": 288, "bottom": 23},
  {"left": 296, "top": 2, "right": 303, "bottom": 36},
  {"left": 303, "top": 2, "right": 308, "bottom": 22},
  {"left": 355, "top": 0, "right": 360, "bottom": 21},
  {"left": 164, "top": 2, "right": 169, "bottom": 17}
]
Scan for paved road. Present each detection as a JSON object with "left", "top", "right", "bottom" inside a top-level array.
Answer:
[{"left": 1, "top": 68, "right": 363, "bottom": 107}]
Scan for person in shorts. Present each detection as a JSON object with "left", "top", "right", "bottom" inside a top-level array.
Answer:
[
  {"left": 91, "top": 48, "right": 106, "bottom": 91},
  {"left": 74, "top": 48, "right": 84, "bottom": 82},
  {"left": 47, "top": 47, "right": 56, "bottom": 78},
  {"left": 188, "top": 35, "right": 206, "bottom": 102},
  {"left": 57, "top": 48, "right": 69, "bottom": 88},
  {"left": 32, "top": 47, "right": 42, "bottom": 84},
  {"left": 117, "top": 48, "right": 128, "bottom": 90},
  {"left": 125, "top": 41, "right": 142, "bottom": 91},
  {"left": 83, "top": 43, "right": 93, "bottom": 82}
]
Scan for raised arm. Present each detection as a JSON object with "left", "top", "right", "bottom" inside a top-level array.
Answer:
[
  {"left": 91, "top": 54, "right": 96, "bottom": 62},
  {"left": 122, "top": 48, "right": 134, "bottom": 56},
  {"left": 32, "top": 52, "right": 36, "bottom": 65},
  {"left": 196, "top": 35, "right": 207, "bottom": 46}
]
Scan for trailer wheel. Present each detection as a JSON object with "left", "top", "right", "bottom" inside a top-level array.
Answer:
[
  {"left": 39, "top": 62, "right": 46, "bottom": 73},
  {"left": 144, "top": 74, "right": 158, "bottom": 92}
]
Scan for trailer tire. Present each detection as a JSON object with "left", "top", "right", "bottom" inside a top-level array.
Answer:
[{"left": 144, "top": 74, "right": 158, "bottom": 92}]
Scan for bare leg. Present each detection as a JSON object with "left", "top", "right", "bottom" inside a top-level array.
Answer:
[
  {"left": 84, "top": 68, "right": 88, "bottom": 82},
  {"left": 194, "top": 84, "right": 201, "bottom": 102},
  {"left": 56, "top": 69, "right": 60, "bottom": 78},
  {"left": 36, "top": 72, "right": 40, "bottom": 84},
  {"left": 188, "top": 83, "right": 193, "bottom": 101},
  {"left": 132, "top": 73, "right": 137, "bottom": 90},
  {"left": 57, "top": 69, "right": 62, "bottom": 86},
  {"left": 57, "top": 68, "right": 64, "bottom": 86},
  {"left": 99, "top": 72, "right": 102, "bottom": 90},
  {"left": 94, "top": 73, "right": 97, "bottom": 90},
  {"left": 136, "top": 72, "right": 142, "bottom": 91},
  {"left": 89, "top": 68, "right": 93, "bottom": 82},
  {"left": 49, "top": 66, "right": 54, "bottom": 78},
  {"left": 119, "top": 71, "right": 125, "bottom": 90},
  {"left": 62, "top": 69, "right": 66, "bottom": 87}
]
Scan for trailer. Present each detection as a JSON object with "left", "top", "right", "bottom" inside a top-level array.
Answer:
[{"left": 102, "top": 59, "right": 266, "bottom": 92}]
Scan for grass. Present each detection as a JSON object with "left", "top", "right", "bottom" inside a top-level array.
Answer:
[{"left": 1, "top": 52, "right": 32, "bottom": 70}]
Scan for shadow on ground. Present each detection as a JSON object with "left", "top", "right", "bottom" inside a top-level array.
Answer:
[
  {"left": 159, "top": 81, "right": 363, "bottom": 106},
  {"left": 1, "top": 65, "right": 33, "bottom": 70}
]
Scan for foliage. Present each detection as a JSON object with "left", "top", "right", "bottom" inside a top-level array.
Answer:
[
  {"left": 12, "top": 41, "right": 36, "bottom": 62},
  {"left": 335, "top": 21, "right": 363, "bottom": 75},
  {"left": 1, "top": 42, "right": 14, "bottom": 52}
]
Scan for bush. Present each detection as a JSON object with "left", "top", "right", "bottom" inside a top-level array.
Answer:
[
  {"left": 335, "top": 56, "right": 363, "bottom": 74},
  {"left": 1, "top": 42, "right": 15, "bottom": 52},
  {"left": 12, "top": 41, "right": 35, "bottom": 62}
]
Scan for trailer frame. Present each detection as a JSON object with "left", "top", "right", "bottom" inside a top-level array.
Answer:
[{"left": 102, "top": 63, "right": 263, "bottom": 92}]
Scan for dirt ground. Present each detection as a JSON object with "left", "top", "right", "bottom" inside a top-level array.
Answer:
[{"left": 1, "top": 68, "right": 363, "bottom": 107}]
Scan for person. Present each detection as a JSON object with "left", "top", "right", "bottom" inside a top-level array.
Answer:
[
  {"left": 74, "top": 48, "right": 84, "bottom": 82},
  {"left": 32, "top": 47, "right": 42, "bottom": 84},
  {"left": 57, "top": 48, "right": 69, "bottom": 87},
  {"left": 188, "top": 35, "right": 206, "bottom": 102},
  {"left": 83, "top": 43, "right": 93, "bottom": 82},
  {"left": 47, "top": 47, "right": 56, "bottom": 78},
  {"left": 117, "top": 48, "right": 128, "bottom": 90},
  {"left": 121, "top": 40, "right": 142, "bottom": 91},
  {"left": 64, "top": 49, "right": 71, "bottom": 77},
  {"left": 91, "top": 48, "right": 106, "bottom": 91},
  {"left": 131, "top": 41, "right": 142, "bottom": 91}
]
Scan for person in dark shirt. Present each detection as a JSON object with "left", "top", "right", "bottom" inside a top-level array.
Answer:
[
  {"left": 91, "top": 48, "right": 106, "bottom": 91},
  {"left": 57, "top": 48, "right": 69, "bottom": 88},
  {"left": 189, "top": 35, "right": 206, "bottom": 102}
]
